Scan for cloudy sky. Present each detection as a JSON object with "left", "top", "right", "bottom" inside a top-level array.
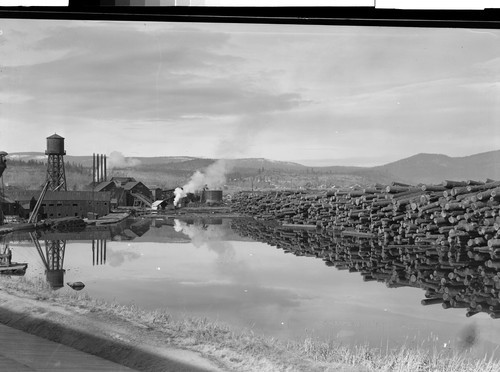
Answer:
[{"left": 1, "top": 18, "right": 500, "bottom": 166}]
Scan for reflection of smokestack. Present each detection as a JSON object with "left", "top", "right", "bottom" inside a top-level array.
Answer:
[{"left": 92, "top": 239, "right": 107, "bottom": 265}]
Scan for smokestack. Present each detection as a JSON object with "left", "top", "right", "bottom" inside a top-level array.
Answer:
[
  {"left": 104, "top": 154, "right": 107, "bottom": 182},
  {"left": 100, "top": 154, "right": 103, "bottom": 182},
  {"left": 97, "top": 154, "right": 101, "bottom": 183},
  {"left": 93, "top": 153, "right": 96, "bottom": 184}
]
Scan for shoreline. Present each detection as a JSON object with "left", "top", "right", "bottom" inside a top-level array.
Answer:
[
  {"left": 0, "top": 287, "right": 225, "bottom": 372},
  {"left": 0, "top": 279, "right": 499, "bottom": 372}
]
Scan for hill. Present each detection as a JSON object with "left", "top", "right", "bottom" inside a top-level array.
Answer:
[
  {"left": 376, "top": 150, "right": 500, "bottom": 185},
  {"left": 5, "top": 150, "right": 500, "bottom": 189}
]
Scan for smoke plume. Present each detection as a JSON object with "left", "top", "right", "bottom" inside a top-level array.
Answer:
[
  {"left": 174, "top": 159, "right": 229, "bottom": 206},
  {"left": 108, "top": 151, "right": 141, "bottom": 169},
  {"left": 173, "top": 114, "right": 267, "bottom": 206}
]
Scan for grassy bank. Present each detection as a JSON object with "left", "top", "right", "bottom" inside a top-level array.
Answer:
[{"left": 0, "top": 277, "right": 498, "bottom": 372}]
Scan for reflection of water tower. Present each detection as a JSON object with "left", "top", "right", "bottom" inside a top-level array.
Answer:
[
  {"left": 30, "top": 233, "right": 66, "bottom": 289},
  {"left": 43, "top": 240, "right": 66, "bottom": 289},
  {"left": 45, "top": 134, "right": 67, "bottom": 191}
]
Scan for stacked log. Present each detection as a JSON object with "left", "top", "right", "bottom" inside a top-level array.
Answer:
[
  {"left": 230, "top": 180, "right": 500, "bottom": 318},
  {"left": 231, "top": 180, "right": 500, "bottom": 250},
  {"left": 230, "top": 217, "right": 500, "bottom": 319}
]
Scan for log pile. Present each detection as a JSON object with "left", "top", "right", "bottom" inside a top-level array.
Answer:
[
  {"left": 230, "top": 218, "right": 500, "bottom": 319},
  {"left": 230, "top": 180, "right": 500, "bottom": 318},
  {"left": 231, "top": 180, "right": 500, "bottom": 249}
]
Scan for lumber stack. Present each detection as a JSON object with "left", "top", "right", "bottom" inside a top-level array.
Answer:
[{"left": 230, "top": 217, "right": 500, "bottom": 319}]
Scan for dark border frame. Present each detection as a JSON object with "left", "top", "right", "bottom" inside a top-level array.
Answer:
[{"left": 1, "top": 5, "right": 500, "bottom": 29}]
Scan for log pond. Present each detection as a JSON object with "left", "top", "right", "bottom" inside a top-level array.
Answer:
[{"left": 2, "top": 216, "right": 500, "bottom": 360}]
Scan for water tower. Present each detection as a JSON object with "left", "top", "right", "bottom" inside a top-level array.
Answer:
[{"left": 45, "top": 134, "right": 67, "bottom": 191}]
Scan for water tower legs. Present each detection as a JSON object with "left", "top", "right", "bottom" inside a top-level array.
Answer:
[{"left": 46, "top": 154, "right": 67, "bottom": 191}]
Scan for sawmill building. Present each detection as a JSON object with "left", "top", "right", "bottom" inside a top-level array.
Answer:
[
  {"left": 123, "top": 181, "right": 152, "bottom": 206},
  {"left": 9, "top": 190, "right": 111, "bottom": 219}
]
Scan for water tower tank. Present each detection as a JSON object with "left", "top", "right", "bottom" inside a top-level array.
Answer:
[
  {"left": 45, "top": 133, "right": 66, "bottom": 155},
  {"left": 46, "top": 270, "right": 65, "bottom": 289}
]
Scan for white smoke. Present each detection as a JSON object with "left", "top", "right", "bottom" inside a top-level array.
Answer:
[
  {"left": 107, "top": 151, "right": 141, "bottom": 169},
  {"left": 173, "top": 159, "right": 228, "bottom": 206}
]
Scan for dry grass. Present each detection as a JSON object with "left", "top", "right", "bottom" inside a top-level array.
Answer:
[{"left": 1, "top": 277, "right": 499, "bottom": 372}]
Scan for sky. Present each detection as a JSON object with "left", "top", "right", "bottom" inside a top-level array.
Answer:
[{"left": 1, "top": 19, "right": 500, "bottom": 166}]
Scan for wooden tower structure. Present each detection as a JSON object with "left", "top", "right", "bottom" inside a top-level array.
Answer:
[{"left": 45, "top": 134, "right": 67, "bottom": 191}]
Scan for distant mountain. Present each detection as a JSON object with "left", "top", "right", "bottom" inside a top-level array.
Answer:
[
  {"left": 7, "top": 150, "right": 500, "bottom": 186},
  {"left": 224, "top": 158, "right": 306, "bottom": 172},
  {"left": 376, "top": 150, "right": 500, "bottom": 184}
]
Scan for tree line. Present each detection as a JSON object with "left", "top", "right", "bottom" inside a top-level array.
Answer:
[{"left": 6, "top": 158, "right": 90, "bottom": 175}]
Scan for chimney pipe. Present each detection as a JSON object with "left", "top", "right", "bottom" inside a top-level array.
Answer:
[
  {"left": 100, "top": 154, "right": 104, "bottom": 182},
  {"left": 93, "top": 153, "right": 96, "bottom": 184},
  {"left": 97, "top": 154, "right": 101, "bottom": 183},
  {"left": 104, "top": 154, "right": 107, "bottom": 182}
]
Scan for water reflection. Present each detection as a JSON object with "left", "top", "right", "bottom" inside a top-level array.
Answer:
[
  {"left": 3, "top": 218, "right": 152, "bottom": 288},
  {"left": 4, "top": 217, "right": 500, "bottom": 320},
  {"left": 230, "top": 218, "right": 500, "bottom": 320},
  {"left": 92, "top": 240, "right": 107, "bottom": 266},
  {"left": 0, "top": 217, "right": 499, "bottom": 357}
]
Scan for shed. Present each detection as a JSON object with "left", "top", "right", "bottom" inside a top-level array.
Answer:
[
  {"left": 123, "top": 181, "right": 152, "bottom": 207},
  {"left": 151, "top": 200, "right": 168, "bottom": 211}
]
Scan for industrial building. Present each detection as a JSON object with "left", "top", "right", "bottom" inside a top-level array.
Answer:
[
  {"left": 123, "top": 181, "right": 152, "bottom": 207},
  {"left": 10, "top": 190, "right": 111, "bottom": 219},
  {"left": 93, "top": 179, "right": 152, "bottom": 208}
]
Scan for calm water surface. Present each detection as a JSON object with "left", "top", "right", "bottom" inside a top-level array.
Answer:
[{"left": 4, "top": 217, "right": 500, "bottom": 359}]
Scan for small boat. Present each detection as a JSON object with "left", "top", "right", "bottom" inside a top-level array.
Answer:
[{"left": 0, "top": 263, "right": 28, "bottom": 275}]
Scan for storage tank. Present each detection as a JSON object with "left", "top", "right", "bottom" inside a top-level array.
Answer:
[
  {"left": 204, "top": 190, "right": 223, "bottom": 204},
  {"left": 45, "top": 133, "right": 66, "bottom": 155}
]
